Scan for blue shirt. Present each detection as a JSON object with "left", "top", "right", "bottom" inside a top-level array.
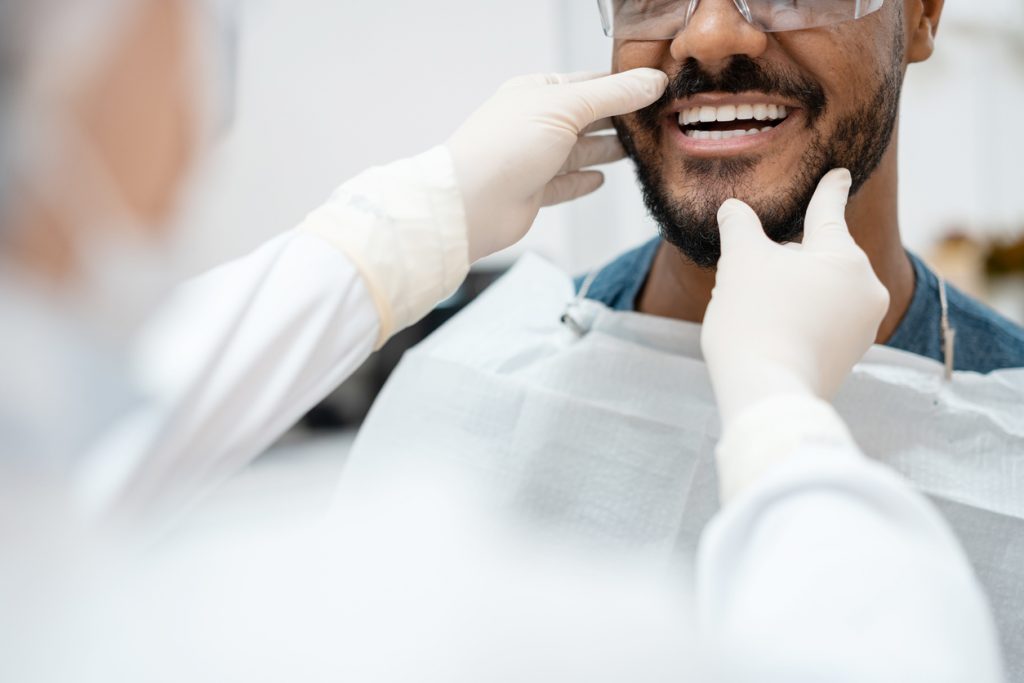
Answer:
[{"left": 577, "top": 238, "right": 1024, "bottom": 374}]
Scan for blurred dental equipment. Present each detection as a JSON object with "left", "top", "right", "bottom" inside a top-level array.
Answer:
[{"left": 0, "top": 0, "right": 1006, "bottom": 681}]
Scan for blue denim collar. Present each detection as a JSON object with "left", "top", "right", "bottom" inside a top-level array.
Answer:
[{"left": 581, "top": 238, "right": 946, "bottom": 365}]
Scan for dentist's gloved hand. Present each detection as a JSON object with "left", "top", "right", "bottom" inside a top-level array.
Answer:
[
  {"left": 701, "top": 169, "right": 890, "bottom": 501},
  {"left": 447, "top": 69, "right": 669, "bottom": 263},
  {"left": 702, "top": 169, "right": 890, "bottom": 428},
  {"left": 301, "top": 69, "right": 666, "bottom": 349}
]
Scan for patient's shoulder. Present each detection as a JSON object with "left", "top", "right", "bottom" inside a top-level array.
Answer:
[
  {"left": 890, "top": 251, "right": 1024, "bottom": 373},
  {"left": 946, "top": 283, "right": 1024, "bottom": 372}
]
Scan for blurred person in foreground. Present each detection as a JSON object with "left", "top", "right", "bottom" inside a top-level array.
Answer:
[{"left": 0, "top": 1, "right": 1003, "bottom": 681}]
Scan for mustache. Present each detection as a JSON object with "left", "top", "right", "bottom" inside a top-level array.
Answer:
[{"left": 634, "top": 55, "right": 827, "bottom": 131}]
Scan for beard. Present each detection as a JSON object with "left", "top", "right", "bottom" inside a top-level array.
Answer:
[{"left": 614, "top": 37, "right": 905, "bottom": 269}]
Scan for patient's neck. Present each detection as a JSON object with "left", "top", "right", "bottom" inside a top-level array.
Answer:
[{"left": 637, "top": 151, "right": 915, "bottom": 345}]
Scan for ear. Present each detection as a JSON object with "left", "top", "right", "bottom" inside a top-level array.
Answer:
[{"left": 906, "top": 0, "right": 944, "bottom": 64}]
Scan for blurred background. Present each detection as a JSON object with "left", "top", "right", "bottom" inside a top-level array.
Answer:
[{"left": 173, "top": 0, "right": 1024, "bottom": 526}]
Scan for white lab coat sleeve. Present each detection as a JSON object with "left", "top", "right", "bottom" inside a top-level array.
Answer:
[
  {"left": 78, "top": 147, "right": 470, "bottom": 520},
  {"left": 696, "top": 395, "right": 1005, "bottom": 683},
  {"left": 299, "top": 146, "right": 470, "bottom": 348}
]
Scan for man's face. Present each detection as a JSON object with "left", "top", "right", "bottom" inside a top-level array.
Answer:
[{"left": 613, "top": 0, "right": 907, "bottom": 268}]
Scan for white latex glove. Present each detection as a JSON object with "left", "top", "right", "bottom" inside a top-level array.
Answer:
[
  {"left": 447, "top": 69, "right": 669, "bottom": 263},
  {"left": 701, "top": 169, "right": 891, "bottom": 430}
]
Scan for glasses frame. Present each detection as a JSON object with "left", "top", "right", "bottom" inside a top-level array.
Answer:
[{"left": 597, "top": 0, "right": 886, "bottom": 39}]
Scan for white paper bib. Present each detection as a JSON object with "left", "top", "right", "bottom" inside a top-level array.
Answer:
[{"left": 340, "top": 254, "right": 1024, "bottom": 678}]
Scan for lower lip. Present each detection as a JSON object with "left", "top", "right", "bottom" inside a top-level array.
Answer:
[{"left": 665, "top": 111, "right": 802, "bottom": 157}]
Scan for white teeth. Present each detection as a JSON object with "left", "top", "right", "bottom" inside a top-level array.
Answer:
[
  {"left": 678, "top": 102, "right": 791, "bottom": 139},
  {"left": 679, "top": 103, "right": 790, "bottom": 125},
  {"left": 688, "top": 128, "right": 765, "bottom": 141}
]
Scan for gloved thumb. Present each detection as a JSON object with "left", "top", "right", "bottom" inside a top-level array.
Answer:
[
  {"left": 717, "top": 198, "right": 769, "bottom": 257},
  {"left": 566, "top": 69, "right": 668, "bottom": 130},
  {"left": 802, "top": 169, "right": 855, "bottom": 253}
]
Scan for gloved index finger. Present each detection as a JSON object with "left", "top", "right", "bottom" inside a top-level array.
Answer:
[
  {"left": 559, "top": 135, "right": 626, "bottom": 174},
  {"left": 802, "top": 169, "right": 855, "bottom": 253},
  {"left": 566, "top": 68, "right": 668, "bottom": 130}
]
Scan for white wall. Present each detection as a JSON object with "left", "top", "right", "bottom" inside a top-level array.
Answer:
[
  {"left": 179, "top": 0, "right": 568, "bottom": 274},
  {"left": 180, "top": 1, "right": 1024, "bottom": 278},
  {"left": 899, "top": 0, "right": 1024, "bottom": 249}
]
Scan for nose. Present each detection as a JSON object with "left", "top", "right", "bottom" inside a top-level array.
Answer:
[{"left": 669, "top": 0, "right": 769, "bottom": 68}]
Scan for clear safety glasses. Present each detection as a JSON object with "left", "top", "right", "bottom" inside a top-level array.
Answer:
[{"left": 598, "top": 0, "right": 885, "bottom": 39}]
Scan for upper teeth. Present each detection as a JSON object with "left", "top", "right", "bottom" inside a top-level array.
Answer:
[{"left": 678, "top": 104, "right": 789, "bottom": 127}]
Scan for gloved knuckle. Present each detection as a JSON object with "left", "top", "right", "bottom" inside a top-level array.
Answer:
[{"left": 569, "top": 92, "right": 599, "bottom": 127}]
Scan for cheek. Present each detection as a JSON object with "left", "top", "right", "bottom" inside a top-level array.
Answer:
[
  {"left": 612, "top": 43, "right": 672, "bottom": 146},
  {"left": 613, "top": 40, "right": 671, "bottom": 72},
  {"left": 777, "top": 22, "right": 897, "bottom": 120}
]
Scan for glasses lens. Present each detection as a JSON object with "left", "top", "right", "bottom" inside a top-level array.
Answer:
[
  {"left": 598, "top": 0, "right": 884, "bottom": 38},
  {"left": 747, "top": 0, "right": 885, "bottom": 32},
  {"left": 598, "top": 0, "right": 691, "bottom": 40}
]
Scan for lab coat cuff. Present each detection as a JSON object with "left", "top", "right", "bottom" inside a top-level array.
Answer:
[
  {"left": 299, "top": 146, "right": 470, "bottom": 349},
  {"left": 716, "top": 394, "right": 859, "bottom": 505}
]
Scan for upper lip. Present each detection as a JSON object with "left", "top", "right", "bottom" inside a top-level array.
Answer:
[{"left": 665, "top": 92, "right": 802, "bottom": 114}]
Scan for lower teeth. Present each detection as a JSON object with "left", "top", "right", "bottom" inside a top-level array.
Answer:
[{"left": 684, "top": 126, "right": 775, "bottom": 140}]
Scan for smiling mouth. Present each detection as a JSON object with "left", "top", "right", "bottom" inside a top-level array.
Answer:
[{"left": 677, "top": 103, "right": 791, "bottom": 141}]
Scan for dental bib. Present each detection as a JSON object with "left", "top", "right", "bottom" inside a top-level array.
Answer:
[{"left": 338, "top": 253, "right": 1024, "bottom": 678}]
